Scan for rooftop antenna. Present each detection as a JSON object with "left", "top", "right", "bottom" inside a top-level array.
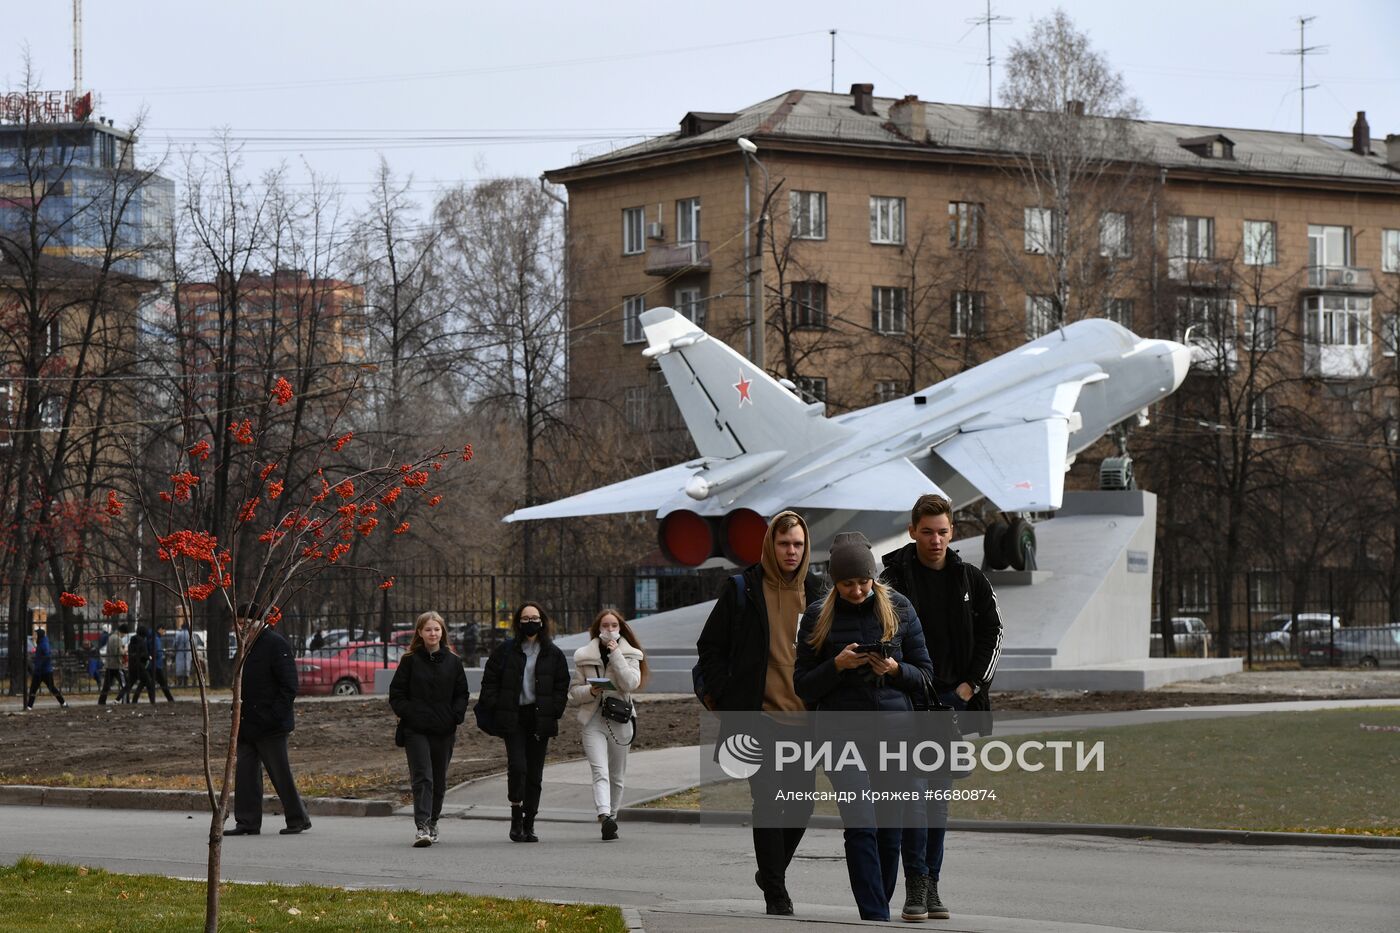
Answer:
[
  {"left": 1275, "top": 15, "right": 1327, "bottom": 140},
  {"left": 966, "top": 0, "right": 1011, "bottom": 109},
  {"left": 830, "top": 29, "right": 836, "bottom": 93},
  {"left": 72, "top": 0, "right": 83, "bottom": 99}
]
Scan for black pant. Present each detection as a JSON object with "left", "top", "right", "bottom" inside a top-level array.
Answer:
[
  {"left": 748, "top": 724, "right": 817, "bottom": 896},
  {"left": 124, "top": 666, "right": 155, "bottom": 704},
  {"left": 25, "top": 671, "right": 64, "bottom": 708},
  {"left": 405, "top": 729, "right": 456, "bottom": 827},
  {"left": 233, "top": 732, "right": 308, "bottom": 830},
  {"left": 502, "top": 704, "right": 549, "bottom": 815},
  {"left": 151, "top": 667, "right": 176, "bottom": 702},
  {"left": 97, "top": 669, "right": 124, "bottom": 704}
]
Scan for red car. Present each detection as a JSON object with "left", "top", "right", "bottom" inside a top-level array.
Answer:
[{"left": 296, "top": 641, "right": 405, "bottom": 696}]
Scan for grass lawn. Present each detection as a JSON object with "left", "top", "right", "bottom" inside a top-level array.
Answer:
[
  {"left": 0, "top": 770, "right": 404, "bottom": 801},
  {"left": 0, "top": 858, "right": 626, "bottom": 933},
  {"left": 647, "top": 707, "right": 1400, "bottom": 835}
]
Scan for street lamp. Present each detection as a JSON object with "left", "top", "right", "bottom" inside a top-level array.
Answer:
[{"left": 738, "top": 137, "right": 769, "bottom": 372}]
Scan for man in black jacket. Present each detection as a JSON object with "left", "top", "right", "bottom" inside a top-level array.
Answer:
[
  {"left": 226, "top": 604, "right": 311, "bottom": 836},
  {"left": 696, "top": 510, "right": 822, "bottom": 916},
  {"left": 881, "top": 494, "right": 1003, "bottom": 921},
  {"left": 122, "top": 627, "right": 156, "bottom": 704}
]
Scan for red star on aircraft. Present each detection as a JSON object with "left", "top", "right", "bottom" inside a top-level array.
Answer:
[{"left": 734, "top": 373, "right": 753, "bottom": 406}]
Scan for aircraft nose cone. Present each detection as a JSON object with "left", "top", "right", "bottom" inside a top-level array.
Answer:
[{"left": 1166, "top": 341, "right": 1191, "bottom": 390}]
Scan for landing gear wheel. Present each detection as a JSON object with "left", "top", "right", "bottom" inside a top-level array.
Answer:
[
  {"left": 1003, "top": 518, "right": 1037, "bottom": 571},
  {"left": 983, "top": 522, "right": 1010, "bottom": 571}
]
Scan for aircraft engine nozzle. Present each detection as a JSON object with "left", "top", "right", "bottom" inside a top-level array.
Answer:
[
  {"left": 721, "top": 508, "right": 769, "bottom": 566},
  {"left": 683, "top": 450, "right": 787, "bottom": 502},
  {"left": 658, "top": 509, "right": 719, "bottom": 567}
]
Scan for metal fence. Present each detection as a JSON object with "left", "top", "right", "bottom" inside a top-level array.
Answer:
[
  {"left": 2, "top": 565, "right": 729, "bottom": 697},
  {"left": 1153, "top": 569, "right": 1400, "bottom": 668}
]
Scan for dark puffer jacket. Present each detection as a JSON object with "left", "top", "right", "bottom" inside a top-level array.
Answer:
[
  {"left": 389, "top": 647, "right": 470, "bottom": 736},
  {"left": 238, "top": 627, "right": 298, "bottom": 742},
  {"left": 477, "top": 637, "right": 569, "bottom": 737},
  {"left": 31, "top": 632, "right": 53, "bottom": 676},
  {"left": 794, "top": 588, "right": 933, "bottom": 712}
]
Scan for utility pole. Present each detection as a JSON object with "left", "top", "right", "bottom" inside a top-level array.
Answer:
[{"left": 966, "top": 0, "right": 1011, "bottom": 110}]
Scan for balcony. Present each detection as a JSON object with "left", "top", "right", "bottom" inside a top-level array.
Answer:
[
  {"left": 645, "top": 240, "right": 710, "bottom": 277},
  {"left": 1303, "top": 265, "right": 1375, "bottom": 294},
  {"left": 1304, "top": 342, "right": 1370, "bottom": 379}
]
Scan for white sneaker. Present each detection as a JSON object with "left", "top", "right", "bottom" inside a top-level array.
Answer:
[
  {"left": 413, "top": 826, "right": 432, "bottom": 848},
  {"left": 428, "top": 822, "right": 439, "bottom": 844}
]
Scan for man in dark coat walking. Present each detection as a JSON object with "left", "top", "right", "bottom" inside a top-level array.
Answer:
[
  {"left": 881, "top": 494, "right": 1003, "bottom": 921},
  {"left": 122, "top": 626, "right": 156, "bottom": 704},
  {"left": 226, "top": 604, "right": 311, "bottom": 836}
]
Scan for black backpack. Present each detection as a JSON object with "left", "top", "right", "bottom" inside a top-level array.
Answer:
[{"left": 692, "top": 573, "right": 746, "bottom": 707}]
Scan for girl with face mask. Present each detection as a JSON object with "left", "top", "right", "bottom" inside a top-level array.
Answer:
[{"left": 477, "top": 601, "right": 570, "bottom": 843}]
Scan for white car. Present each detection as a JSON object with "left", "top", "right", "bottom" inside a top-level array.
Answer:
[
  {"left": 1259, "top": 613, "right": 1342, "bottom": 649},
  {"left": 1149, "top": 617, "right": 1211, "bottom": 657}
]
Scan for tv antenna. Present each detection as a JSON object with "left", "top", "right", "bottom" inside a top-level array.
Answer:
[
  {"left": 1274, "top": 15, "right": 1327, "bottom": 140},
  {"left": 966, "top": 0, "right": 1012, "bottom": 109},
  {"left": 73, "top": 0, "right": 83, "bottom": 98}
]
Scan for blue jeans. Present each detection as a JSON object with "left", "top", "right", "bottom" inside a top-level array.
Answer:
[
  {"left": 901, "top": 689, "right": 967, "bottom": 880},
  {"left": 827, "top": 761, "right": 903, "bottom": 920}
]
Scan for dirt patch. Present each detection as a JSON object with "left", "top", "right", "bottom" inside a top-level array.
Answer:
[{"left": 4, "top": 670, "right": 1396, "bottom": 801}]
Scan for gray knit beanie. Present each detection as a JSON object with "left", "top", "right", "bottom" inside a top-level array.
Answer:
[{"left": 828, "top": 531, "right": 877, "bottom": 582}]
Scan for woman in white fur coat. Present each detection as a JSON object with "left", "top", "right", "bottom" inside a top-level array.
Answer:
[{"left": 568, "top": 608, "right": 648, "bottom": 841}]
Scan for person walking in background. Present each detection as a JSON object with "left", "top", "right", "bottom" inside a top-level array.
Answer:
[
  {"left": 23, "top": 626, "right": 67, "bottom": 710},
  {"left": 881, "top": 494, "right": 1003, "bottom": 922},
  {"left": 150, "top": 624, "right": 176, "bottom": 702},
  {"left": 568, "top": 608, "right": 647, "bottom": 841},
  {"left": 97, "top": 623, "right": 127, "bottom": 705},
  {"left": 172, "top": 620, "right": 193, "bottom": 687},
  {"left": 389, "top": 611, "right": 469, "bottom": 848},
  {"left": 696, "top": 510, "right": 823, "bottom": 916},
  {"left": 123, "top": 625, "right": 156, "bottom": 704},
  {"left": 794, "top": 532, "right": 933, "bottom": 923},
  {"left": 226, "top": 604, "right": 311, "bottom": 837},
  {"left": 476, "top": 602, "right": 569, "bottom": 844},
  {"left": 309, "top": 628, "right": 325, "bottom": 651}
]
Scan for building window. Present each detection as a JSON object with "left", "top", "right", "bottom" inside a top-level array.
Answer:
[
  {"left": 39, "top": 395, "right": 62, "bottom": 431},
  {"left": 1026, "top": 295, "right": 1056, "bottom": 339},
  {"left": 1248, "top": 392, "right": 1270, "bottom": 438},
  {"left": 622, "top": 295, "right": 646, "bottom": 344},
  {"left": 1383, "top": 229, "right": 1400, "bottom": 273},
  {"left": 46, "top": 318, "right": 60, "bottom": 356},
  {"left": 790, "top": 191, "right": 827, "bottom": 240},
  {"left": 1308, "top": 224, "right": 1351, "bottom": 270},
  {"left": 1304, "top": 295, "right": 1370, "bottom": 348},
  {"left": 1242, "top": 220, "right": 1276, "bottom": 266},
  {"left": 872, "top": 286, "right": 907, "bottom": 335},
  {"left": 951, "top": 291, "right": 986, "bottom": 338},
  {"left": 1386, "top": 398, "right": 1399, "bottom": 446},
  {"left": 875, "top": 380, "right": 904, "bottom": 403},
  {"left": 1024, "top": 207, "right": 1061, "bottom": 255},
  {"left": 1099, "top": 211, "right": 1130, "bottom": 258},
  {"left": 1103, "top": 298, "right": 1133, "bottom": 329},
  {"left": 794, "top": 376, "right": 827, "bottom": 404},
  {"left": 1243, "top": 305, "right": 1277, "bottom": 351},
  {"left": 674, "top": 287, "right": 704, "bottom": 327},
  {"left": 1383, "top": 314, "right": 1398, "bottom": 357},
  {"left": 1250, "top": 571, "right": 1282, "bottom": 612},
  {"left": 622, "top": 207, "right": 644, "bottom": 256},
  {"left": 1177, "top": 572, "right": 1210, "bottom": 612},
  {"left": 1168, "top": 215, "right": 1214, "bottom": 278},
  {"left": 623, "top": 386, "right": 647, "bottom": 430},
  {"left": 869, "top": 196, "right": 905, "bottom": 245},
  {"left": 790, "top": 281, "right": 828, "bottom": 329},
  {"left": 948, "top": 201, "right": 981, "bottom": 249},
  {"left": 676, "top": 198, "right": 701, "bottom": 243}
]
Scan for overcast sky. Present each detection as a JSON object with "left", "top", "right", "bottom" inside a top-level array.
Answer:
[{"left": 7, "top": 1, "right": 1400, "bottom": 197}]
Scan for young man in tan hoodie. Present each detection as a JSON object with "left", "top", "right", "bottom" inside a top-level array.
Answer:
[{"left": 696, "top": 510, "right": 822, "bottom": 916}]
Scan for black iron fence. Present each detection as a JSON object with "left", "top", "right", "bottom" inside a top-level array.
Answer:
[
  {"left": 1153, "top": 569, "right": 1400, "bottom": 668},
  {"left": 2, "top": 565, "right": 728, "bottom": 697}
]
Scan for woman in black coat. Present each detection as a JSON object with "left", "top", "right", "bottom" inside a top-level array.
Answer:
[
  {"left": 476, "top": 601, "right": 569, "bottom": 843},
  {"left": 389, "top": 611, "right": 470, "bottom": 847}
]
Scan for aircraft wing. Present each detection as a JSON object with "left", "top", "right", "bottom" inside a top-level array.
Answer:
[
  {"left": 933, "top": 367, "right": 1107, "bottom": 513},
  {"left": 502, "top": 463, "right": 695, "bottom": 522},
  {"left": 745, "top": 457, "right": 945, "bottom": 514}
]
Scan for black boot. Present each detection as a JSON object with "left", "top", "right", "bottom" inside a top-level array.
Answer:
[
  {"left": 901, "top": 873, "right": 929, "bottom": 922},
  {"left": 521, "top": 811, "right": 539, "bottom": 843},
  {"left": 926, "top": 878, "right": 950, "bottom": 920},
  {"left": 509, "top": 805, "right": 526, "bottom": 843}
]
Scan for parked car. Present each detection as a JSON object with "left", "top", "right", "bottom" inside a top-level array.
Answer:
[
  {"left": 1300, "top": 626, "right": 1400, "bottom": 668},
  {"left": 1149, "top": 617, "right": 1211, "bottom": 657},
  {"left": 1259, "top": 613, "right": 1342, "bottom": 649},
  {"left": 294, "top": 641, "right": 405, "bottom": 696}
]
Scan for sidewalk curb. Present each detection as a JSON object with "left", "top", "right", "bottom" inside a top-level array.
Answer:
[
  {"left": 617, "top": 807, "right": 1400, "bottom": 850},
  {"left": 620, "top": 906, "right": 645, "bottom": 932},
  {"left": 0, "top": 785, "right": 395, "bottom": 817}
]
